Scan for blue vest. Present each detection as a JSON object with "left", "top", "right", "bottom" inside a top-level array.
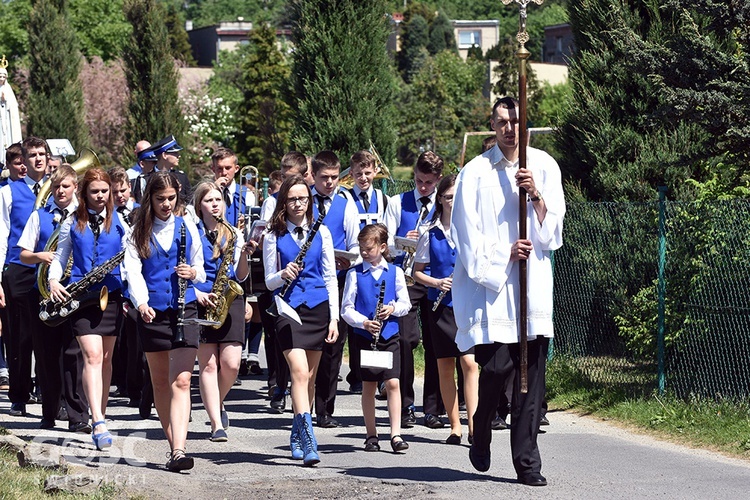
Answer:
[
  {"left": 395, "top": 191, "right": 433, "bottom": 270},
  {"left": 352, "top": 263, "right": 399, "bottom": 341},
  {"left": 34, "top": 206, "right": 63, "bottom": 253},
  {"left": 141, "top": 217, "right": 197, "bottom": 310},
  {"left": 348, "top": 188, "right": 385, "bottom": 230},
  {"left": 225, "top": 187, "right": 244, "bottom": 227},
  {"left": 69, "top": 215, "right": 125, "bottom": 293},
  {"left": 313, "top": 194, "right": 348, "bottom": 250},
  {"left": 427, "top": 227, "right": 455, "bottom": 307},
  {"left": 276, "top": 230, "right": 327, "bottom": 310},
  {"left": 7, "top": 180, "right": 37, "bottom": 267},
  {"left": 194, "top": 224, "right": 236, "bottom": 293}
]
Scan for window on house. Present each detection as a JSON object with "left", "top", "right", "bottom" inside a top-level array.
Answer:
[
  {"left": 458, "top": 30, "right": 482, "bottom": 49},
  {"left": 556, "top": 36, "right": 563, "bottom": 53}
]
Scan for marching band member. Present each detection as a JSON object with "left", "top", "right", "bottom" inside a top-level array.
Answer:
[
  {"left": 413, "top": 174, "right": 479, "bottom": 445},
  {"left": 48, "top": 168, "right": 127, "bottom": 450},
  {"left": 124, "top": 171, "right": 205, "bottom": 472},
  {"left": 341, "top": 223, "right": 411, "bottom": 453},
  {"left": 263, "top": 175, "right": 338, "bottom": 466},
  {"left": 18, "top": 165, "right": 89, "bottom": 432},
  {"left": 192, "top": 181, "right": 254, "bottom": 442}
]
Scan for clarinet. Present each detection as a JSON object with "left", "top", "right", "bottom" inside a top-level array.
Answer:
[
  {"left": 432, "top": 272, "right": 453, "bottom": 312},
  {"left": 371, "top": 280, "right": 386, "bottom": 350},
  {"left": 173, "top": 223, "right": 188, "bottom": 347},
  {"left": 266, "top": 212, "right": 325, "bottom": 317}
]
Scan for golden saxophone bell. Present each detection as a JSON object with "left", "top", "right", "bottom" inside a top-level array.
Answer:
[{"left": 35, "top": 148, "right": 102, "bottom": 299}]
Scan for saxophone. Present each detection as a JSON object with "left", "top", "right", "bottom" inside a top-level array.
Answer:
[
  {"left": 39, "top": 249, "right": 125, "bottom": 327},
  {"left": 204, "top": 215, "right": 244, "bottom": 328}
]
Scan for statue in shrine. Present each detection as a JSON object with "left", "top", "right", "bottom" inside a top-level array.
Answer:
[{"left": 0, "top": 55, "right": 23, "bottom": 164}]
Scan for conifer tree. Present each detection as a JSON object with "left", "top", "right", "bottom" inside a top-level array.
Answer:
[
  {"left": 398, "top": 14, "right": 430, "bottom": 84},
  {"left": 235, "top": 23, "right": 292, "bottom": 174},
  {"left": 427, "top": 11, "right": 457, "bottom": 55},
  {"left": 165, "top": 2, "right": 196, "bottom": 66},
  {"left": 122, "top": 0, "right": 185, "bottom": 161},
  {"left": 26, "top": 0, "right": 89, "bottom": 150},
  {"left": 290, "top": 0, "right": 397, "bottom": 164}
]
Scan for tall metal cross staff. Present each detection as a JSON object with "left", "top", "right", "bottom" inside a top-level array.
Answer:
[{"left": 502, "top": 0, "right": 544, "bottom": 394}]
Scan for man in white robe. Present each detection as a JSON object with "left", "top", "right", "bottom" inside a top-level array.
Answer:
[
  {"left": 0, "top": 63, "right": 23, "bottom": 164},
  {"left": 451, "top": 96, "right": 565, "bottom": 486}
]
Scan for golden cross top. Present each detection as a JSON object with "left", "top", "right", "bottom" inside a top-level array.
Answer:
[{"left": 502, "top": 0, "right": 545, "bottom": 47}]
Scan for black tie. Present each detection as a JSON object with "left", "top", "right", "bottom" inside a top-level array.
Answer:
[
  {"left": 418, "top": 196, "right": 430, "bottom": 222},
  {"left": 360, "top": 191, "right": 370, "bottom": 211},
  {"left": 33, "top": 183, "right": 40, "bottom": 196},
  {"left": 53, "top": 208, "right": 68, "bottom": 227},
  {"left": 223, "top": 188, "right": 232, "bottom": 209},
  {"left": 117, "top": 206, "right": 130, "bottom": 225},
  {"left": 294, "top": 226, "right": 305, "bottom": 241},
  {"left": 207, "top": 229, "right": 218, "bottom": 245},
  {"left": 89, "top": 214, "right": 102, "bottom": 239},
  {"left": 316, "top": 194, "right": 328, "bottom": 217}
]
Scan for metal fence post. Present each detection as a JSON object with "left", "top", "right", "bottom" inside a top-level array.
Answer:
[{"left": 657, "top": 186, "right": 667, "bottom": 395}]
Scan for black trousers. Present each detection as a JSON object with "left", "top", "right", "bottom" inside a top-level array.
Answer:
[
  {"left": 28, "top": 289, "right": 88, "bottom": 423},
  {"left": 314, "top": 274, "right": 347, "bottom": 417},
  {"left": 3, "top": 264, "right": 35, "bottom": 404},
  {"left": 398, "top": 282, "right": 443, "bottom": 414},
  {"left": 258, "top": 291, "right": 288, "bottom": 392},
  {"left": 122, "top": 305, "right": 146, "bottom": 400},
  {"left": 473, "top": 338, "right": 549, "bottom": 477}
]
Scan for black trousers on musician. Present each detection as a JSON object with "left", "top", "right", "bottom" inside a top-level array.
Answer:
[
  {"left": 472, "top": 338, "right": 549, "bottom": 477},
  {"left": 28, "top": 289, "right": 88, "bottom": 423},
  {"left": 314, "top": 274, "right": 347, "bottom": 418},
  {"left": 398, "top": 282, "right": 443, "bottom": 414},
  {"left": 258, "top": 291, "right": 288, "bottom": 393},
  {"left": 3, "top": 263, "right": 35, "bottom": 405}
]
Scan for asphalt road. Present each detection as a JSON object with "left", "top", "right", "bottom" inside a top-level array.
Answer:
[{"left": 1, "top": 355, "right": 749, "bottom": 499}]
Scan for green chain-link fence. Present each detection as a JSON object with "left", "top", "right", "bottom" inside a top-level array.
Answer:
[{"left": 554, "top": 196, "right": 750, "bottom": 401}]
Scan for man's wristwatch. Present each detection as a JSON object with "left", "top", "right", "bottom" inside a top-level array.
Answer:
[{"left": 529, "top": 192, "right": 542, "bottom": 202}]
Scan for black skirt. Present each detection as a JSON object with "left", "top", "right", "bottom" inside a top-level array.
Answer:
[
  {"left": 199, "top": 295, "right": 245, "bottom": 345},
  {"left": 275, "top": 301, "right": 329, "bottom": 352},
  {"left": 72, "top": 291, "right": 124, "bottom": 337},
  {"left": 429, "top": 304, "right": 474, "bottom": 358},
  {"left": 137, "top": 302, "right": 201, "bottom": 352},
  {"left": 351, "top": 330, "right": 401, "bottom": 382}
]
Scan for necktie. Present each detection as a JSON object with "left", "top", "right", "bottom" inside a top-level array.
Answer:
[
  {"left": 316, "top": 194, "right": 328, "bottom": 217},
  {"left": 33, "top": 183, "right": 40, "bottom": 196},
  {"left": 134, "top": 175, "right": 144, "bottom": 202},
  {"left": 207, "top": 229, "right": 218, "bottom": 245},
  {"left": 294, "top": 226, "right": 305, "bottom": 241},
  {"left": 223, "top": 188, "right": 232, "bottom": 209},
  {"left": 117, "top": 206, "right": 130, "bottom": 225},
  {"left": 360, "top": 191, "right": 370, "bottom": 211},
  {"left": 418, "top": 196, "right": 430, "bottom": 222},
  {"left": 89, "top": 214, "right": 102, "bottom": 239}
]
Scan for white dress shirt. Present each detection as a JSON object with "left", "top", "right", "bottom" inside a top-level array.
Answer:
[
  {"left": 262, "top": 220, "right": 339, "bottom": 320},
  {"left": 451, "top": 145, "right": 565, "bottom": 351},
  {"left": 17, "top": 200, "right": 79, "bottom": 253},
  {"left": 383, "top": 187, "right": 435, "bottom": 253},
  {"left": 124, "top": 214, "right": 206, "bottom": 309},
  {"left": 341, "top": 259, "right": 411, "bottom": 330},
  {"left": 259, "top": 195, "right": 277, "bottom": 222},
  {"left": 414, "top": 219, "right": 454, "bottom": 265}
]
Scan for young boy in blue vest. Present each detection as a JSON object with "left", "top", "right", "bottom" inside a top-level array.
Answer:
[
  {"left": 383, "top": 151, "right": 445, "bottom": 429},
  {"left": 310, "top": 150, "right": 361, "bottom": 428},
  {"left": 0, "top": 136, "right": 52, "bottom": 416}
]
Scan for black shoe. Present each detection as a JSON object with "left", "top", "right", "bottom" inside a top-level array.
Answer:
[
  {"left": 459, "top": 401, "right": 467, "bottom": 412},
  {"left": 165, "top": 449, "right": 194, "bottom": 472},
  {"left": 491, "top": 415, "right": 509, "bottom": 430},
  {"left": 40, "top": 418, "right": 55, "bottom": 429},
  {"left": 539, "top": 415, "right": 550, "bottom": 426},
  {"left": 401, "top": 407, "right": 416, "bottom": 428},
  {"left": 111, "top": 387, "right": 127, "bottom": 398},
  {"left": 56, "top": 406, "right": 69, "bottom": 421},
  {"left": 233, "top": 378, "right": 242, "bottom": 386},
  {"left": 375, "top": 381, "right": 387, "bottom": 401},
  {"left": 0, "top": 376, "right": 9, "bottom": 390},
  {"left": 69, "top": 421, "right": 92, "bottom": 433},
  {"left": 270, "top": 390, "right": 286, "bottom": 413},
  {"left": 390, "top": 435, "right": 409, "bottom": 453},
  {"left": 469, "top": 444, "right": 491, "bottom": 472},
  {"left": 248, "top": 361, "right": 263, "bottom": 376},
  {"left": 238, "top": 359, "right": 249, "bottom": 377},
  {"left": 424, "top": 413, "right": 445, "bottom": 429},
  {"left": 445, "top": 433, "right": 461, "bottom": 445},
  {"left": 27, "top": 392, "right": 40, "bottom": 405},
  {"left": 349, "top": 382, "right": 363, "bottom": 394},
  {"left": 518, "top": 472, "right": 547, "bottom": 486},
  {"left": 128, "top": 398, "right": 141, "bottom": 408},
  {"left": 266, "top": 384, "right": 277, "bottom": 400},
  {"left": 9, "top": 402, "right": 26, "bottom": 416},
  {"left": 316, "top": 414, "right": 339, "bottom": 428}
]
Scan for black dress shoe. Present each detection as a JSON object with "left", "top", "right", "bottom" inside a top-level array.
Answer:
[
  {"left": 238, "top": 359, "right": 249, "bottom": 377},
  {"left": 40, "top": 418, "right": 55, "bottom": 429},
  {"left": 56, "top": 406, "right": 69, "bottom": 421},
  {"left": 248, "top": 361, "right": 263, "bottom": 376},
  {"left": 401, "top": 407, "right": 416, "bottom": 428},
  {"left": 128, "top": 398, "right": 141, "bottom": 408},
  {"left": 375, "top": 381, "right": 387, "bottom": 401},
  {"left": 539, "top": 415, "right": 550, "bottom": 426},
  {"left": 424, "top": 413, "right": 445, "bottom": 429},
  {"left": 491, "top": 415, "right": 509, "bottom": 430},
  {"left": 348, "top": 382, "right": 363, "bottom": 394},
  {"left": 69, "top": 421, "right": 92, "bottom": 433},
  {"left": 518, "top": 472, "right": 547, "bottom": 486},
  {"left": 316, "top": 414, "right": 339, "bottom": 428},
  {"left": 270, "top": 390, "right": 286, "bottom": 413},
  {"left": 469, "top": 444, "right": 491, "bottom": 472},
  {"left": 9, "top": 402, "right": 26, "bottom": 416}
]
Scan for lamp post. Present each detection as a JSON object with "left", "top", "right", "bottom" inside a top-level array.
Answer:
[{"left": 501, "top": 0, "right": 544, "bottom": 394}]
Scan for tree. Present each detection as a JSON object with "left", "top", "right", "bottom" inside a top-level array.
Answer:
[
  {"left": 69, "top": 0, "right": 132, "bottom": 61},
  {"left": 123, "top": 0, "right": 185, "bottom": 164},
  {"left": 290, "top": 0, "right": 398, "bottom": 165},
  {"left": 0, "top": 1, "right": 32, "bottom": 66},
  {"left": 398, "top": 14, "right": 430, "bottom": 84},
  {"left": 489, "top": 35, "right": 541, "bottom": 117},
  {"left": 185, "top": 0, "right": 287, "bottom": 29},
  {"left": 164, "top": 2, "right": 196, "bottom": 65},
  {"left": 235, "top": 24, "right": 292, "bottom": 174},
  {"left": 556, "top": 0, "right": 750, "bottom": 202},
  {"left": 26, "top": 0, "right": 89, "bottom": 150},
  {"left": 427, "top": 11, "right": 457, "bottom": 55}
]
